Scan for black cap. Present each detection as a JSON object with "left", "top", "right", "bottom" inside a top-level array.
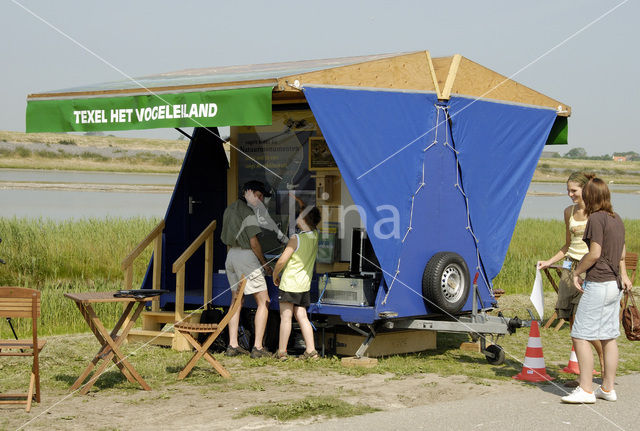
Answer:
[{"left": 242, "top": 180, "right": 272, "bottom": 197}]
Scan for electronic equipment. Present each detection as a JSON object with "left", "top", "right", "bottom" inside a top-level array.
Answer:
[
  {"left": 350, "top": 228, "right": 380, "bottom": 275},
  {"left": 319, "top": 272, "right": 379, "bottom": 307}
]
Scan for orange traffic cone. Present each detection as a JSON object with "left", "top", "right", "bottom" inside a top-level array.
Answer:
[
  {"left": 513, "top": 320, "right": 554, "bottom": 382},
  {"left": 561, "top": 345, "right": 600, "bottom": 375},
  {"left": 562, "top": 346, "right": 580, "bottom": 374}
]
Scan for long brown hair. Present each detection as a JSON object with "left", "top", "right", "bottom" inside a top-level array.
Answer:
[{"left": 582, "top": 177, "right": 614, "bottom": 216}]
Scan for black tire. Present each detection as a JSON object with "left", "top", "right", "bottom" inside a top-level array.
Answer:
[
  {"left": 485, "top": 344, "right": 505, "bottom": 365},
  {"left": 422, "top": 252, "right": 470, "bottom": 314}
]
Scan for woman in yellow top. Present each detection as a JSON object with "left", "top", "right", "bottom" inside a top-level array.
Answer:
[
  {"left": 273, "top": 205, "right": 322, "bottom": 360},
  {"left": 537, "top": 172, "right": 603, "bottom": 371}
]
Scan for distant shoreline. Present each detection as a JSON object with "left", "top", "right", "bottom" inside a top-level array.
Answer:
[{"left": 1, "top": 130, "right": 639, "bottom": 184}]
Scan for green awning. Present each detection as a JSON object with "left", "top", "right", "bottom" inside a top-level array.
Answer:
[
  {"left": 545, "top": 116, "right": 568, "bottom": 145},
  {"left": 26, "top": 86, "right": 273, "bottom": 133}
]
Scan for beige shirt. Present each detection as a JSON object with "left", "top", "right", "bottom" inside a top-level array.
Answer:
[{"left": 567, "top": 206, "right": 588, "bottom": 260}]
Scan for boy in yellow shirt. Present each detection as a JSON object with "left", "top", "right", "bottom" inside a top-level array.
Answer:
[{"left": 272, "top": 205, "right": 321, "bottom": 360}]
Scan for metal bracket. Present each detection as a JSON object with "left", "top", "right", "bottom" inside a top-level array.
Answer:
[{"left": 348, "top": 324, "right": 376, "bottom": 358}]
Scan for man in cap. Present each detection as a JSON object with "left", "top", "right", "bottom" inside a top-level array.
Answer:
[{"left": 221, "top": 180, "right": 273, "bottom": 358}]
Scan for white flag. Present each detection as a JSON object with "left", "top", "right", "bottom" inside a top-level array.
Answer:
[{"left": 530, "top": 269, "right": 544, "bottom": 319}]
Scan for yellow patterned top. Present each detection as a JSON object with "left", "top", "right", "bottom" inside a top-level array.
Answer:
[{"left": 567, "top": 206, "right": 588, "bottom": 260}]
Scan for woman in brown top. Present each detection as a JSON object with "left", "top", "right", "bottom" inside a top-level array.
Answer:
[{"left": 561, "top": 177, "right": 632, "bottom": 404}]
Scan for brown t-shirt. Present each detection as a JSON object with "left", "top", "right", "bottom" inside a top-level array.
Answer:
[{"left": 583, "top": 211, "right": 625, "bottom": 282}]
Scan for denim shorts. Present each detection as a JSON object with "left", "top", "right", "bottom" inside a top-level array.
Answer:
[{"left": 571, "top": 280, "right": 622, "bottom": 340}]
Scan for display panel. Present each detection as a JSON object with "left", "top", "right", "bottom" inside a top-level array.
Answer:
[{"left": 236, "top": 110, "right": 318, "bottom": 255}]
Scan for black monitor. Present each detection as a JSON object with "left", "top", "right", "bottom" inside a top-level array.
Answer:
[{"left": 349, "top": 228, "right": 380, "bottom": 274}]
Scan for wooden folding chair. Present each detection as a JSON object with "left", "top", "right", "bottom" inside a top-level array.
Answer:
[
  {"left": 541, "top": 265, "right": 568, "bottom": 330},
  {"left": 0, "top": 287, "right": 46, "bottom": 412},
  {"left": 174, "top": 277, "right": 246, "bottom": 380}
]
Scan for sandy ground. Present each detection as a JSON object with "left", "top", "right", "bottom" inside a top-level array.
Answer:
[{"left": 2, "top": 365, "right": 532, "bottom": 431}]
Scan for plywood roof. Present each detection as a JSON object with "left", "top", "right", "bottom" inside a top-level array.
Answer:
[{"left": 28, "top": 51, "right": 569, "bottom": 115}]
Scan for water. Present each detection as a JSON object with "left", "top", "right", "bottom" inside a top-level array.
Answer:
[
  {"left": 521, "top": 182, "right": 639, "bottom": 219},
  {"left": 0, "top": 169, "right": 176, "bottom": 220},
  {"left": 0, "top": 169, "right": 177, "bottom": 186},
  {"left": 0, "top": 169, "right": 637, "bottom": 220}
]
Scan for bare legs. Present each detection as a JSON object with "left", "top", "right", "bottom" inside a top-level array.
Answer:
[
  {"left": 592, "top": 340, "right": 605, "bottom": 375},
  {"left": 600, "top": 339, "right": 618, "bottom": 391},
  {"left": 569, "top": 316, "right": 605, "bottom": 379},
  {"left": 228, "top": 290, "right": 243, "bottom": 348},
  {"left": 252, "top": 290, "right": 270, "bottom": 350},
  {"left": 573, "top": 337, "right": 618, "bottom": 392},
  {"left": 228, "top": 289, "right": 270, "bottom": 350},
  {"left": 278, "top": 301, "right": 315, "bottom": 354},
  {"left": 278, "top": 302, "right": 293, "bottom": 354}
]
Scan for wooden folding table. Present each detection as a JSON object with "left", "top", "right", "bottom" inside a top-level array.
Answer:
[{"left": 64, "top": 292, "right": 151, "bottom": 394}]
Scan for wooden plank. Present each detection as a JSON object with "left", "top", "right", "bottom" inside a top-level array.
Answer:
[
  {"left": 121, "top": 220, "right": 165, "bottom": 270},
  {"left": 127, "top": 329, "right": 174, "bottom": 347},
  {"left": 424, "top": 51, "right": 442, "bottom": 99},
  {"left": 431, "top": 56, "right": 453, "bottom": 96},
  {"left": 440, "top": 54, "right": 462, "bottom": 100},
  {"left": 278, "top": 52, "right": 437, "bottom": 93},
  {"left": 151, "top": 233, "right": 163, "bottom": 312},
  {"left": 459, "top": 341, "right": 481, "bottom": 352},
  {"left": 328, "top": 330, "right": 436, "bottom": 357},
  {"left": 123, "top": 266, "right": 133, "bottom": 292},
  {"left": 450, "top": 56, "right": 570, "bottom": 114},
  {"left": 341, "top": 356, "right": 378, "bottom": 368},
  {"left": 172, "top": 220, "right": 217, "bottom": 272},
  {"left": 204, "top": 237, "right": 213, "bottom": 307},
  {"left": 175, "top": 267, "right": 185, "bottom": 323},
  {"left": 227, "top": 128, "right": 239, "bottom": 206}
]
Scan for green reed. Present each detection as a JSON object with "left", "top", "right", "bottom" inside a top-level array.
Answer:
[
  {"left": 0, "top": 217, "right": 637, "bottom": 335},
  {"left": 0, "top": 217, "right": 160, "bottom": 335},
  {"left": 493, "top": 218, "right": 639, "bottom": 294}
]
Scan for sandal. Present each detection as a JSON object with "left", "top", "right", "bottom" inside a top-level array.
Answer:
[
  {"left": 301, "top": 349, "right": 319, "bottom": 360},
  {"left": 275, "top": 350, "right": 289, "bottom": 361}
]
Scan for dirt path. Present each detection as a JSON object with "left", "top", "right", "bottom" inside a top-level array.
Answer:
[{"left": 3, "top": 361, "right": 532, "bottom": 431}]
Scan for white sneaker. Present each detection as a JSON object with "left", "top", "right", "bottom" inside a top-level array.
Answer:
[
  {"left": 594, "top": 385, "right": 617, "bottom": 402},
  {"left": 561, "top": 386, "right": 596, "bottom": 404}
]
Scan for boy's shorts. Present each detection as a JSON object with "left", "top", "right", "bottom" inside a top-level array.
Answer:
[
  {"left": 278, "top": 289, "right": 310, "bottom": 308},
  {"left": 225, "top": 248, "right": 267, "bottom": 295}
]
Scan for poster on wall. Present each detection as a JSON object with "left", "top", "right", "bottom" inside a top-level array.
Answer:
[
  {"left": 309, "top": 137, "right": 338, "bottom": 171},
  {"left": 237, "top": 112, "right": 318, "bottom": 252}
]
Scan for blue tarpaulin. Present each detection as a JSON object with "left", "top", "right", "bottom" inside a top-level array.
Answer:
[
  {"left": 304, "top": 86, "right": 557, "bottom": 315},
  {"left": 449, "top": 97, "right": 557, "bottom": 279}
]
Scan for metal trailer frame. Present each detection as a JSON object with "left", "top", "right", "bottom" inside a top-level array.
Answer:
[{"left": 320, "top": 277, "right": 526, "bottom": 364}]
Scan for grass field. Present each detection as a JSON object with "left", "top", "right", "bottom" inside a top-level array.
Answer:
[
  {"left": 0, "top": 217, "right": 638, "bottom": 336},
  {"left": 2, "top": 217, "right": 640, "bottom": 428},
  {"left": 0, "top": 130, "right": 187, "bottom": 152}
]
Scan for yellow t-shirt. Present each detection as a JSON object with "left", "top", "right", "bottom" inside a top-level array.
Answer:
[
  {"left": 280, "top": 231, "right": 318, "bottom": 293},
  {"left": 567, "top": 206, "right": 588, "bottom": 260}
]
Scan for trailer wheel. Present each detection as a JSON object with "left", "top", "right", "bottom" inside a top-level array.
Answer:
[
  {"left": 422, "top": 252, "right": 470, "bottom": 314},
  {"left": 485, "top": 344, "right": 505, "bottom": 365}
]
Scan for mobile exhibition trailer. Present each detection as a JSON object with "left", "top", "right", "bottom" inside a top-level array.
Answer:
[{"left": 26, "top": 51, "right": 569, "bottom": 358}]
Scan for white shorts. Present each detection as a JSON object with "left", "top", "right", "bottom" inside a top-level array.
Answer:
[{"left": 225, "top": 248, "right": 267, "bottom": 295}]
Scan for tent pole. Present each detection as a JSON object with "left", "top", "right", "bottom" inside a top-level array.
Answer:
[{"left": 175, "top": 128, "right": 192, "bottom": 140}]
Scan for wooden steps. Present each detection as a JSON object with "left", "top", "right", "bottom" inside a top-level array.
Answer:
[
  {"left": 126, "top": 310, "right": 201, "bottom": 351},
  {"left": 128, "top": 329, "right": 175, "bottom": 347}
]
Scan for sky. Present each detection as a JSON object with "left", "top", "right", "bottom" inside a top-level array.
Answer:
[{"left": 1, "top": 0, "right": 638, "bottom": 156}]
